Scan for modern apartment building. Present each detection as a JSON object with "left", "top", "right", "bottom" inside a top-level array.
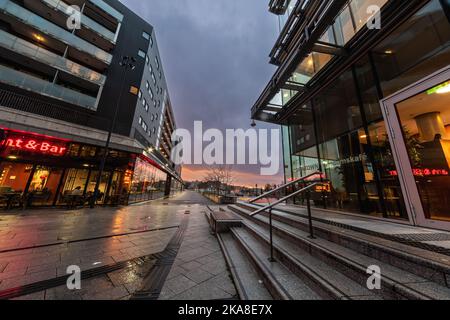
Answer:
[
  {"left": 0, "top": 0, "right": 182, "bottom": 207},
  {"left": 253, "top": 0, "right": 450, "bottom": 230}
]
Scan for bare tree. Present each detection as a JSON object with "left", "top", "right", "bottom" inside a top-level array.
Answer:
[{"left": 204, "top": 165, "right": 235, "bottom": 195}]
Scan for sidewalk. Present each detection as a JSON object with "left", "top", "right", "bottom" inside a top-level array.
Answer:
[
  {"left": 0, "top": 191, "right": 237, "bottom": 300},
  {"left": 158, "top": 206, "right": 237, "bottom": 300}
]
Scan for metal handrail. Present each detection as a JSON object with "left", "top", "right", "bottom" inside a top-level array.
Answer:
[
  {"left": 250, "top": 182, "right": 321, "bottom": 217},
  {"left": 249, "top": 182, "right": 323, "bottom": 262},
  {"left": 250, "top": 171, "right": 322, "bottom": 203}
]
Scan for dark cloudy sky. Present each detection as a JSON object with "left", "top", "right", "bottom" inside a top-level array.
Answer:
[{"left": 120, "top": 0, "right": 284, "bottom": 186}]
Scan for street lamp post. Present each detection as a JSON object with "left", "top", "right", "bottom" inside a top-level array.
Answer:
[{"left": 90, "top": 56, "right": 136, "bottom": 208}]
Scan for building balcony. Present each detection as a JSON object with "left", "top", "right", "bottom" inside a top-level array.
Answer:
[
  {"left": 23, "top": 0, "right": 116, "bottom": 52},
  {"left": 89, "top": 0, "right": 123, "bottom": 23},
  {"left": 0, "top": 29, "right": 105, "bottom": 86},
  {"left": 66, "top": 0, "right": 123, "bottom": 33},
  {"left": 0, "top": 64, "right": 97, "bottom": 110},
  {"left": 0, "top": 0, "right": 112, "bottom": 66}
]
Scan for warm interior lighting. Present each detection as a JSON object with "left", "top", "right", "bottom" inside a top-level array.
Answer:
[
  {"left": 33, "top": 33, "right": 44, "bottom": 42},
  {"left": 360, "top": 134, "right": 368, "bottom": 139},
  {"left": 436, "top": 83, "right": 450, "bottom": 94},
  {"left": 427, "top": 82, "right": 450, "bottom": 95},
  {"left": 384, "top": 50, "right": 393, "bottom": 54},
  {"left": 7, "top": 155, "right": 18, "bottom": 160}
]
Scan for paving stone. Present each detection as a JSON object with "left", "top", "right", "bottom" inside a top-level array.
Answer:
[
  {"left": 0, "top": 267, "right": 27, "bottom": 281},
  {"left": 166, "top": 266, "right": 186, "bottom": 280},
  {"left": 82, "top": 285, "right": 129, "bottom": 300},
  {"left": 196, "top": 254, "right": 220, "bottom": 265},
  {"left": 158, "top": 286, "right": 176, "bottom": 300},
  {"left": 200, "top": 260, "right": 228, "bottom": 276},
  {"left": 178, "top": 260, "right": 202, "bottom": 272},
  {"left": 183, "top": 268, "right": 215, "bottom": 284},
  {"left": 208, "top": 272, "right": 237, "bottom": 296},
  {"left": 107, "top": 269, "right": 143, "bottom": 286},
  {"left": 164, "top": 275, "right": 198, "bottom": 295},
  {"left": 124, "top": 280, "right": 144, "bottom": 294},
  {"left": 11, "top": 291, "right": 46, "bottom": 300},
  {"left": 45, "top": 286, "right": 83, "bottom": 300},
  {"left": 170, "top": 281, "right": 233, "bottom": 300}
]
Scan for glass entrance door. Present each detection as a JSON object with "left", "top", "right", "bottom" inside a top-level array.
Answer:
[{"left": 381, "top": 66, "right": 450, "bottom": 230}]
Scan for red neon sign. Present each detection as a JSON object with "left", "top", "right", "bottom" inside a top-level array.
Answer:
[
  {"left": 389, "top": 169, "right": 449, "bottom": 177},
  {"left": 3, "top": 137, "right": 67, "bottom": 156}
]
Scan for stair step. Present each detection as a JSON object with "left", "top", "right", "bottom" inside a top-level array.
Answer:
[
  {"left": 230, "top": 227, "right": 322, "bottom": 300},
  {"left": 230, "top": 205, "right": 450, "bottom": 300},
  {"left": 217, "top": 232, "right": 272, "bottom": 300},
  {"left": 237, "top": 221, "right": 382, "bottom": 300},
  {"left": 230, "top": 203, "right": 450, "bottom": 288}
]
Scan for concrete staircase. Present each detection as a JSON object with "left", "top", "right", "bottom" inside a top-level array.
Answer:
[{"left": 215, "top": 202, "right": 450, "bottom": 300}]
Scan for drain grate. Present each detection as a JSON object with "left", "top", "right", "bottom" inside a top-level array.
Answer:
[{"left": 130, "top": 216, "right": 189, "bottom": 300}]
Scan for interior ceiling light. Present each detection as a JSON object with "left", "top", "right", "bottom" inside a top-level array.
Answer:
[
  {"left": 33, "top": 34, "right": 44, "bottom": 41},
  {"left": 436, "top": 82, "right": 450, "bottom": 94},
  {"left": 427, "top": 81, "right": 450, "bottom": 95}
]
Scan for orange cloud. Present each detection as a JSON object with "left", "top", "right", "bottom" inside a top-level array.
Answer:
[{"left": 182, "top": 166, "right": 284, "bottom": 187}]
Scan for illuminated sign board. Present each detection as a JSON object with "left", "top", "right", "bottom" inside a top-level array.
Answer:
[
  {"left": 0, "top": 129, "right": 69, "bottom": 157},
  {"left": 389, "top": 169, "right": 449, "bottom": 177}
]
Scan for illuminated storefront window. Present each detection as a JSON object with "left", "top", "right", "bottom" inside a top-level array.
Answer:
[
  {"left": 285, "top": 0, "right": 450, "bottom": 220},
  {"left": 129, "top": 156, "right": 168, "bottom": 203}
]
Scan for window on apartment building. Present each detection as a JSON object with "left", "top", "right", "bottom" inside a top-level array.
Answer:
[
  {"left": 142, "top": 98, "right": 148, "bottom": 111},
  {"left": 155, "top": 56, "right": 160, "bottom": 69},
  {"left": 153, "top": 100, "right": 157, "bottom": 108},
  {"left": 149, "top": 87, "right": 154, "bottom": 100},
  {"left": 150, "top": 36, "right": 154, "bottom": 47},
  {"left": 149, "top": 63, "right": 153, "bottom": 73},
  {"left": 138, "top": 50, "right": 146, "bottom": 59},
  {"left": 142, "top": 31, "right": 150, "bottom": 40},
  {"left": 146, "top": 81, "right": 150, "bottom": 90},
  {"left": 146, "top": 55, "right": 149, "bottom": 65},
  {"left": 138, "top": 90, "right": 142, "bottom": 99},
  {"left": 139, "top": 117, "right": 148, "bottom": 132},
  {"left": 151, "top": 72, "right": 156, "bottom": 85}
]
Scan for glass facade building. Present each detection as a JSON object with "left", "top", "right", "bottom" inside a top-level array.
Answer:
[
  {"left": 0, "top": 128, "right": 182, "bottom": 208},
  {"left": 254, "top": 0, "right": 450, "bottom": 230}
]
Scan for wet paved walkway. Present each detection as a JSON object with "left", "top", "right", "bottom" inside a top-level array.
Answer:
[{"left": 0, "top": 191, "right": 237, "bottom": 300}]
